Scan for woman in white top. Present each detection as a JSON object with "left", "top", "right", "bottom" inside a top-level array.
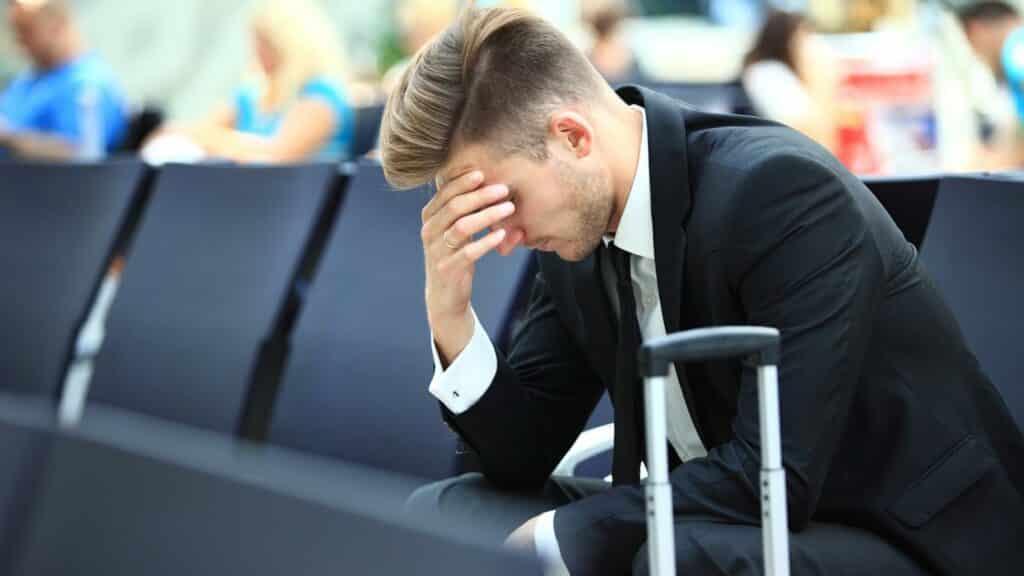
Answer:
[{"left": 741, "top": 10, "right": 836, "bottom": 152}]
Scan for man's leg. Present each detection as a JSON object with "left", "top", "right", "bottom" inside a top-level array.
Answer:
[
  {"left": 406, "top": 473, "right": 610, "bottom": 544},
  {"left": 633, "top": 520, "right": 932, "bottom": 576}
]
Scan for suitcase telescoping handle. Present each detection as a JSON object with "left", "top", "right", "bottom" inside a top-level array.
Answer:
[{"left": 638, "top": 326, "right": 789, "bottom": 576}]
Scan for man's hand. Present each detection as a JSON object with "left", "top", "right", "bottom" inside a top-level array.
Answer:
[
  {"left": 421, "top": 169, "right": 523, "bottom": 364},
  {"left": 0, "top": 127, "right": 75, "bottom": 160}
]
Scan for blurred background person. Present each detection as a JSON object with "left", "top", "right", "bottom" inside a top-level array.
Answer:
[
  {"left": 741, "top": 9, "right": 837, "bottom": 152},
  {"left": 0, "top": 0, "right": 127, "bottom": 159},
  {"left": 580, "top": 0, "right": 645, "bottom": 85},
  {"left": 146, "top": 0, "right": 354, "bottom": 163},
  {"left": 959, "top": 2, "right": 1024, "bottom": 118},
  {"left": 957, "top": 1, "right": 1024, "bottom": 167},
  {"left": 959, "top": 1, "right": 1022, "bottom": 85}
]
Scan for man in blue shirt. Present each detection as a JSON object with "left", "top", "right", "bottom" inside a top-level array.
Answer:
[{"left": 0, "top": 0, "right": 127, "bottom": 159}]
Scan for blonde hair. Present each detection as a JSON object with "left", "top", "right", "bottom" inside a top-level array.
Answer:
[
  {"left": 249, "top": 0, "right": 348, "bottom": 109},
  {"left": 379, "top": 7, "right": 604, "bottom": 189}
]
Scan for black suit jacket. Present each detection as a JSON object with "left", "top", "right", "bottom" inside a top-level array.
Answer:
[{"left": 443, "top": 86, "right": 1024, "bottom": 575}]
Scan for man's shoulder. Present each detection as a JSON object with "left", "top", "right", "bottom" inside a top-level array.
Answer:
[
  {"left": 684, "top": 112, "right": 842, "bottom": 189},
  {"left": 684, "top": 111, "right": 817, "bottom": 163},
  {"left": 681, "top": 116, "right": 855, "bottom": 244}
]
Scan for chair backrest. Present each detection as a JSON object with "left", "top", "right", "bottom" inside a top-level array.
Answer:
[
  {"left": 920, "top": 175, "right": 1024, "bottom": 428},
  {"left": 87, "top": 163, "right": 343, "bottom": 433},
  {"left": 0, "top": 160, "right": 147, "bottom": 397},
  {"left": 113, "top": 106, "right": 165, "bottom": 153},
  {"left": 350, "top": 104, "right": 384, "bottom": 158},
  {"left": 861, "top": 175, "right": 940, "bottom": 249},
  {"left": 0, "top": 395, "right": 52, "bottom": 574},
  {"left": 640, "top": 81, "right": 752, "bottom": 115},
  {"left": 267, "top": 160, "right": 533, "bottom": 480},
  {"left": 4, "top": 403, "right": 541, "bottom": 576}
]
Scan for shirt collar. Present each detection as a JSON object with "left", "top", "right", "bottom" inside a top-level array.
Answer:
[{"left": 604, "top": 105, "right": 654, "bottom": 260}]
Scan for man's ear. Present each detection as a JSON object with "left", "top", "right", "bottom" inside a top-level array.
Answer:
[{"left": 548, "top": 110, "right": 593, "bottom": 159}]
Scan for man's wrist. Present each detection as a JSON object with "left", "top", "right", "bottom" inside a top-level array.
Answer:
[{"left": 429, "top": 308, "right": 475, "bottom": 367}]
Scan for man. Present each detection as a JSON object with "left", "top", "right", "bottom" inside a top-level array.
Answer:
[
  {"left": 0, "top": 0, "right": 126, "bottom": 159},
  {"left": 382, "top": 7, "right": 1024, "bottom": 575}
]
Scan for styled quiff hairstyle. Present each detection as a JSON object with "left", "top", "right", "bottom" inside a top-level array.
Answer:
[{"left": 380, "top": 7, "right": 604, "bottom": 189}]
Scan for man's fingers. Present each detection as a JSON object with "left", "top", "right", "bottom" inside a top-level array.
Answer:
[
  {"left": 496, "top": 228, "right": 524, "bottom": 256},
  {"left": 441, "top": 184, "right": 509, "bottom": 229},
  {"left": 420, "top": 185, "right": 509, "bottom": 246},
  {"left": 441, "top": 200, "right": 515, "bottom": 249},
  {"left": 421, "top": 169, "right": 483, "bottom": 222},
  {"left": 436, "top": 228, "right": 506, "bottom": 275}
]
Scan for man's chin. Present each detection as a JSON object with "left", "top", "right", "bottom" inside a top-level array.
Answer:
[{"left": 555, "top": 241, "right": 600, "bottom": 262}]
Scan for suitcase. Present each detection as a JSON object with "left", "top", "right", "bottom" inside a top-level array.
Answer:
[{"left": 639, "top": 326, "right": 789, "bottom": 576}]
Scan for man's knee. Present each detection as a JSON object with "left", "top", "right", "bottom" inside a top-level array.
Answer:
[
  {"left": 405, "top": 472, "right": 547, "bottom": 542},
  {"left": 404, "top": 472, "right": 488, "bottom": 517}
]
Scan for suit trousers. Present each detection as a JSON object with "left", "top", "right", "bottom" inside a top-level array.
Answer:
[{"left": 406, "top": 473, "right": 932, "bottom": 576}]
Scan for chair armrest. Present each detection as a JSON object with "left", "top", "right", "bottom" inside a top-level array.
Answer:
[{"left": 553, "top": 423, "right": 614, "bottom": 477}]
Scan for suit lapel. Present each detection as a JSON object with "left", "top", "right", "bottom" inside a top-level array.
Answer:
[{"left": 617, "top": 86, "right": 704, "bottom": 440}]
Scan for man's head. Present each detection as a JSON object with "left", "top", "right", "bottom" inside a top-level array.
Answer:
[
  {"left": 959, "top": 1, "right": 1022, "bottom": 78},
  {"left": 381, "top": 7, "right": 635, "bottom": 262},
  {"left": 6, "top": 0, "right": 79, "bottom": 70}
]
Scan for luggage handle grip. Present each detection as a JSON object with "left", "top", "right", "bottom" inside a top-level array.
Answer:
[{"left": 640, "top": 326, "right": 780, "bottom": 377}]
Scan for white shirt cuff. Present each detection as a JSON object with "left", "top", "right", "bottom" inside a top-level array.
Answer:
[
  {"left": 428, "top": 308, "right": 498, "bottom": 414},
  {"left": 534, "top": 510, "right": 569, "bottom": 575}
]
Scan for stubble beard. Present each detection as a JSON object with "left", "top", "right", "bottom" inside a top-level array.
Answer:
[{"left": 558, "top": 161, "right": 612, "bottom": 262}]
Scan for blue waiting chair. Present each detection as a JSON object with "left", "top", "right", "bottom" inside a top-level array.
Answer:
[
  {"left": 920, "top": 175, "right": 1024, "bottom": 429},
  {"left": 266, "top": 160, "right": 534, "bottom": 480},
  {"left": 0, "top": 395, "right": 540, "bottom": 576},
  {"left": 87, "top": 163, "right": 346, "bottom": 433},
  {"left": 861, "top": 175, "right": 940, "bottom": 249},
  {"left": 351, "top": 104, "right": 384, "bottom": 158},
  {"left": 0, "top": 160, "right": 148, "bottom": 398}
]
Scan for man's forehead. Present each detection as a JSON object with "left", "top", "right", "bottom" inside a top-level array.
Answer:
[
  {"left": 435, "top": 142, "right": 494, "bottom": 187},
  {"left": 436, "top": 163, "right": 476, "bottom": 188}
]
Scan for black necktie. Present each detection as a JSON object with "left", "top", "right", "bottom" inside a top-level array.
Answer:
[{"left": 609, "top": 244, "right": 644, "bottom": 485}]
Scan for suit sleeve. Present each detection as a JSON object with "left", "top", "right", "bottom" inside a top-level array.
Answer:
[
  {"left": 442, "top": 268, "right": 607, "bottom": 490},
  {"left": 552, "top": 154, "right": 886, "bottom": 574}
]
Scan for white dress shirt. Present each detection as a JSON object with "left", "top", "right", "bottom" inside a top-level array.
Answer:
[{"left": 428, "top": 107, "right": 706, "bottom": 573}]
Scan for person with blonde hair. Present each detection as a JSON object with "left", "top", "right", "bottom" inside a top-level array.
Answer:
[
  {"left": 150, "top": 0, "right": 354, "bottom": 162},
  {"left": 385, "top": 7, "right": 1023, "bottom": 575}
]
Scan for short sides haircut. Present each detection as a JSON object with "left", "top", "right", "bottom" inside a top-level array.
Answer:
[{"left": 380, "top": 7, "right": 604, "bottom": 189}]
